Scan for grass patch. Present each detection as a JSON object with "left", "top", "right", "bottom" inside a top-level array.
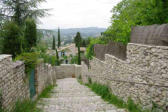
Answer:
[
  {"left": 37, "top": 85, "right": 55, "bottom": 99},
  {"left": 11, "top": 84, "right": 55, "bottom": 112},
  {"left": 13, "top": 100, "right": 41, "bottom": 112},
  {"left": 87, "top": 82, "right": 126, "bottom": 109},
  {"left": 78, "top": 78, "right": 165, "bottom": 112}
]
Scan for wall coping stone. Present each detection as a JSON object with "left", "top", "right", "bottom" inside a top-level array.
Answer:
[
  {"left": 128, "top": 43, "right": 168, "bottom": 49},
  {"left": 0, "top": 55, "right": 12, "bottom": 62}
]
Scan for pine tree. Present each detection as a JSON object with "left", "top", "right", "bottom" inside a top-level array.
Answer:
[
  {"left": 0, "top": 0, "right": 48, "bottom": 26},
  {"left": 58, "top": 28, "right": 61, "bottom": 48},
  {"left": 52, "top": 35, "right": 56, "bottom": 50}
]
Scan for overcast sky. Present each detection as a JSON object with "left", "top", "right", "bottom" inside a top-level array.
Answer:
[{"left": 38, "top": 0, "right": 122, "bottom": 29}]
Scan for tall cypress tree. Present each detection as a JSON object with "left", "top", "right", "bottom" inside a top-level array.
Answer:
[
  {"left": 52, "top": 35, "right": 56, "bottom": 50},
  {"left": 55, "top": 48, "right": 60, "bottom": 66},
  {"left": 58, "top": 28, "right": 61, "bottom": 48},
  {"left": 74, "top": 32, "right": 82, "bottom": 65},
  {"left": 25, "top": 18, "right": 37, "bottom": 51}
]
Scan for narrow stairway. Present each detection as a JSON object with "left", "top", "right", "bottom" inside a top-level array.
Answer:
[{"left": 37, "top": 78, "right": 126, "bottom": 112}]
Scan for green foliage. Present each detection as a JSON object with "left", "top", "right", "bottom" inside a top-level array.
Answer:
[
  {"left": 1, "top": 21, "right": 23, "bottom": 58},
  {"left": 74, "top": 32, "right": 82, "bottom": 47},
  {"left": 37, "top": 85, "right": 54, "bottom": 99},
  {"left": 55, "top": 48, "right": 60, "bottom": 66},
  {"left": 52, "top": 36, "right": 56, "bottom": 50},
  {"left": 0, "top": 38, "right": 3, "bottom": 54},
  {"left": 87, "top": 82, "right": 126, "bottom": 109},
  {"left": 13, "top": 84, "right": 54, "bottom": 112},
  {"left": 33, "top": 41, "right": 48, "bottom": 54},
  {"left": 84, "top": 81, "right": 162, "bottom": 112},
  {"left": 104, "top": 0, "right": 168, "bottom": 44},
  {"left": 58, "top": 28, "right": 61, "bottom": 48},
  {"left": 74, "top": 32, "right": 82, "bottom": 64},
  {"left": 78, "top": 75, "right": 82, "bottom": 80},
  {"left": 85, "top": 38, "right": 106, "bottom": 60},
  {"left": 13, "top": 100, "right": 40, "bottom": 112},
  {"left": 80, "top": 37, "right": 91, "bottom": 47},
  {"left": 77, "top": 46, "right": 81, "bottom": 65},
  {"left": 40, "top": 53, "right": 60, "bottom": 66},
  {"left": 15, "top": 52, "right": 39, "bottom": 75},
  {"left": 127, "top": 98, "right": 142, "bottom": 112},
  {"left": 88, "top": 77, "right": 92, "bottom": 84},
  {"left": 70, "top": 55, "right": 78, "bottom": 64},
  {"left": 0, "top": 0, "right": 48, "bottom": 26},
  {"left": 25, "top": 19, "right": 37, "bottom": 51}
]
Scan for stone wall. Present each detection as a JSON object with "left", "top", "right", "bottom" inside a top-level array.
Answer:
[
  {"left": 131, "top": 24, "right": 168, "bottom": 46},
  {"left": 35, "top": 60, "right": 56, "bottom": 95},
  {"left": 56, "top": 64, "right": 82, "bottom": 79},
  {"left": 94, "top": 41, "right": 127, "bottom": 60},
  {"left": 0, "top": 55, "right": 30, "bottom": 111},
  {"left": 81, "top": 43, "right": 168, "bottom": 109},
  {"left": 0, "top": 55, "right": 82, "bottom": 111}
]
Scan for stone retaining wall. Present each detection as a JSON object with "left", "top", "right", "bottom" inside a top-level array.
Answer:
[
  {"left": 0, "top": 55, "right": 82, "bottom": 111},
  {"left": 0, "top": 55, "right": 30, "bottom": 111},
  {"left": 35, "top": 61, "right": 56, "bottom": 95},
  {"left": 81, "top": 43, "right": 168, "bottom": 109},
  {"left": 56, "top": 64, "right": 82, "bottom": 79}
]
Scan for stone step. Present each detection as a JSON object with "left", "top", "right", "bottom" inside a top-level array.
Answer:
[
  {"left": 37, "top": 103, "right": 124, "bottom": 112},
  {"left": 38, "top": 96, "right": 104, "bottom": 104},
  {"left": 51, "top": 88, "right": 92, "bottom": 93},
  {"left": 37, "top": 108, "right": 124, "bottom": 112},
  {"left": 37, "top": 78, "right": 126, "bottom": 112},
  {"left": 50, "top": 92, "right": 96, "bottom": 97}
]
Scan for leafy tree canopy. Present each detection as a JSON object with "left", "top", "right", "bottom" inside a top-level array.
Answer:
[
  {"left": 104, "top": 0, "right": 168, "bottom": 44},
  {"left": 0, "top": 0, "right": 49, "bottom": 26}
]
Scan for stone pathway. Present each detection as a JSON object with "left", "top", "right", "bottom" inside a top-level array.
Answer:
[{"left": 37, "top": 78, "right": 126, "bottom": 112}]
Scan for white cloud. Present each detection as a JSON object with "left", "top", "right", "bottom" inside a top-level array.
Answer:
[{"left": 38, "top": 0, "right": 122, "bottom": 29}]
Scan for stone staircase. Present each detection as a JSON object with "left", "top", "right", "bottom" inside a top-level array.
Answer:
[{"left": 37, "top": 78, "right": 126, "bottom": 112}]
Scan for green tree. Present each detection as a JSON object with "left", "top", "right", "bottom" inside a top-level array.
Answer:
[
  {"left": 58, "top": 28, "right": 61, "bottom": 48},
  {"left": 74, "top": 32, "right": 82, "bottom": 65},
  {"left": 104, "top": 0, "right": 168, "bottom": 44},
  {"left": 52, "top": 35, "right": 56, "bottom": 50},
  {"left": 1, "top": 22, "right": 23, "bottom": 58},
  {"left": 25, "top": 18, "right": 37, "bottom": 51},
  {"left": 55, "top": 48, "right": 60, "bottom": 66},
  {"left": 0, "top": 0, "right": 48, "bottom": 26}
]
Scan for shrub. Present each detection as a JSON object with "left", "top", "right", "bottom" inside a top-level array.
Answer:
[
  {"left": 41, "top": 54, "right": 56, "bottom": 66},
  {"left": 15, "top": 52, "right": 39, "bottom": 75},
  {"left": 85, "top": 38, "right": 106, "bottom": 60},
  {"left": 1, "top": 21, "right": 23, "bottom": 58}
]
